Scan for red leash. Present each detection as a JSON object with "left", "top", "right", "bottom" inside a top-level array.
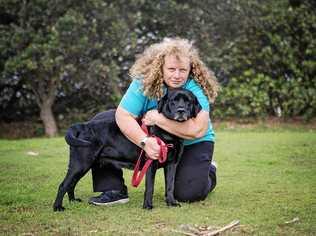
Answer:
[{"left": 131, "top": 123, "right": 172, "bottom": 187}]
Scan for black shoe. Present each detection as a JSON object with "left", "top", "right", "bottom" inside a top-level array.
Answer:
[{"left": 89, "top": 190, "right": 129, "bottom": 206}]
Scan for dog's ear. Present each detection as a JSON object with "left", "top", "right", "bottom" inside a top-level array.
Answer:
[
  {"left": 157, "top": 89, "right": 169, "bottom": 113},
  {"left": 191, "top": 96, "right": 202, "bottom": 117}
]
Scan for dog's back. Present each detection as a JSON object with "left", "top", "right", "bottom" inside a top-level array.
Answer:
[
  {"left": 65, "top": 109, "right": 140, "bottom": 166},
  {"left": 65, "top": 110, "right": 116, "bottom": 146}
]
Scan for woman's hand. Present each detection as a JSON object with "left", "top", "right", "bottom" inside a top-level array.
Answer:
[
  {"left": 142, "top": 110, "right": 161, "bottom": 126},
  {"left": 142, "top": 110, "right": 165, "bottom": 160},
  {"left": 143, "top": 137, "right": 161, "bottom": 160}
]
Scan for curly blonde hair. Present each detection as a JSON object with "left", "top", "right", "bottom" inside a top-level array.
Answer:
[{"left": 129, "top": 37, "right": 219, "bottom": 103}]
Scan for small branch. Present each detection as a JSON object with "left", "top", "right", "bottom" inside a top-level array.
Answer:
[
  {"left": 173, "top": 220, "right": 240, "bottom": 236},
  {"left": 205, "top": 220, "right": 240, "bottom": 236}
]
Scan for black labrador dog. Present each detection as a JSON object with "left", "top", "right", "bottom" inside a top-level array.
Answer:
[{"left": 53, "top": 88, "right": 201, "bottom": 211}]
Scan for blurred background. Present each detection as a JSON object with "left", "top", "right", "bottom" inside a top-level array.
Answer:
[{"left": 0, "top": 0, "right": 315, "bottom": 138}]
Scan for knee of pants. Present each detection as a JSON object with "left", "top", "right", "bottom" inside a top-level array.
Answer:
[{"left": 174, "top": 177, "right": 211, "bottom": 202}]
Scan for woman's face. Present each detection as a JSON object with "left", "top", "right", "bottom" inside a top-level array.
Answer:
[{"left": 162, "top": 54, "right": 190, "bottom": 88}]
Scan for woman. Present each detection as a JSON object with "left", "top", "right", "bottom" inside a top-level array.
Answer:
[{"left": 89, "top": 38, "right": 219, "bottom": 206}]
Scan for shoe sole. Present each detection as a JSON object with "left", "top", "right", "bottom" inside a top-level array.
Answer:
[{"left": 89, "top": 198, "right": 129, "bottom": 206}]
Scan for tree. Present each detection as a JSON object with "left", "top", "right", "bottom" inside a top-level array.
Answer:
[
  {"left": 215, "top": 0, "right": 316, "bottom": 119},
  {"left": 2, "top": 0, "right": 314, "bottom": 135},
  {"left": 1, "top": 0, "right": 131, "bottom": 136}
]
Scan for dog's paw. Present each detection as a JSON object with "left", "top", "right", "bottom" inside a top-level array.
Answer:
[
  {"left": 166, "top": 201, "right": 181, "bottom": 207},
  {"left": 143, "top": 204, "right": 154, "bottom": 210},
  {"left": 53, "top": 205, "right": 65, "bottom": 212}
]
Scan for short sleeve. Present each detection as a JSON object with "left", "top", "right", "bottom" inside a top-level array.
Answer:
[
  {"left": 118, "top": 79, "right": 146, "bottom": 117},
  {"left": 184, "top": 79, "right": 210, "bottom": 112}
]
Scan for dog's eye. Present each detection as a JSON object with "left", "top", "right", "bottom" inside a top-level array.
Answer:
[{"left": 170, "top": 101, "right": 176, "bottom": 107}]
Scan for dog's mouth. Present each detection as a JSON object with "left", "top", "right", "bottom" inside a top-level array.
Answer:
[{"left": 174, "top": 113, "right": 188, "bottom": 122}]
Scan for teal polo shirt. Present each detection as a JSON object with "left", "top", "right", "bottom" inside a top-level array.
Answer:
[{"left": 119, "top": 78, "right": 215, "bottom": 145}]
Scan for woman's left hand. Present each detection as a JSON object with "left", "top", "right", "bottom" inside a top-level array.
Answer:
[{"left": 142, "top": 110, "right": 161, "bottom": 126}]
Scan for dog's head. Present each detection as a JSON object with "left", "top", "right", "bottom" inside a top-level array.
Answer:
[{"left": 157, "top": 88, "right": 202, "bottom": 122}]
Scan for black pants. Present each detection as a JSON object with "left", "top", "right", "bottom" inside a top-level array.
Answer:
[{"left": 92, "top": 141, "right": 216, "bottom": 202}]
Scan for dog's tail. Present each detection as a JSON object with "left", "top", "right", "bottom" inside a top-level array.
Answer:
[{"left": 65, "top": 124, "right": 92, "bottom": 147}]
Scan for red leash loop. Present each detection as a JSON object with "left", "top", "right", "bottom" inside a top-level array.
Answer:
[
  {"left": 131, "top": 150, "right": 153, "bottom": 187},
  {"left": 131, "top": 123, "right": 173, "bottom": 187}
]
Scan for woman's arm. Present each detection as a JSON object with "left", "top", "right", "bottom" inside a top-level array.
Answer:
[
  {"left": 115, "top": 106, "right": 161, "bottom": 159},
  {"left": 143, "top": 110, "right": 209, "bottom": 139}
]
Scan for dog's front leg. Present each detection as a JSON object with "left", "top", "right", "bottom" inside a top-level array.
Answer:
[
  {"left": 143, "top": 162, "right": 158, "bottom": 210},
  {"left": 164, "top": 164, "right": 181, "bottom": 207}
]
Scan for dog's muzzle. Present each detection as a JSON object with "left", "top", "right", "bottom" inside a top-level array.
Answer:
[{"left": 174, "top": 109, "right": 188, "bottom": 122}]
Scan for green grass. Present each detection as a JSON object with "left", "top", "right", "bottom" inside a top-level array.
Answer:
[{"left": 0, "top": 128, "right": 315, "bottom": 235}]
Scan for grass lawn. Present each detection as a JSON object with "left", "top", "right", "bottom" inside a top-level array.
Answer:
[{"left": 0, "top": 126, "right": 315, "bottom": 235}]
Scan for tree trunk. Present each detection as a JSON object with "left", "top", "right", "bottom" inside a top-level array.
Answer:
[{"left": 40, "top": 101, "right": 58, "bottom": 137}]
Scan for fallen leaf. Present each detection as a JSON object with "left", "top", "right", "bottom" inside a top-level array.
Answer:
[
  {"left": 27, "top": 151, "right": 39, "bottom": 156},
  {"left": 284, "top": 217, "right": 299, "bottom": 225}
]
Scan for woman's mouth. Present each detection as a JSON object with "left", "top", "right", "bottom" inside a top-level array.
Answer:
[{"left": 171, "top": 80, "right": 184, "bottom": 85}]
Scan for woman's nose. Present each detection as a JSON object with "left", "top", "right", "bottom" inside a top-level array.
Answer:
[{"left": 174, "top": 70, "right": 180, "bottom": 78}]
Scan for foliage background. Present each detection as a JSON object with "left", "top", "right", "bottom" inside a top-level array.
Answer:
[{"left": 0, "top": 0, "right": 315, "bottom": 136}]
